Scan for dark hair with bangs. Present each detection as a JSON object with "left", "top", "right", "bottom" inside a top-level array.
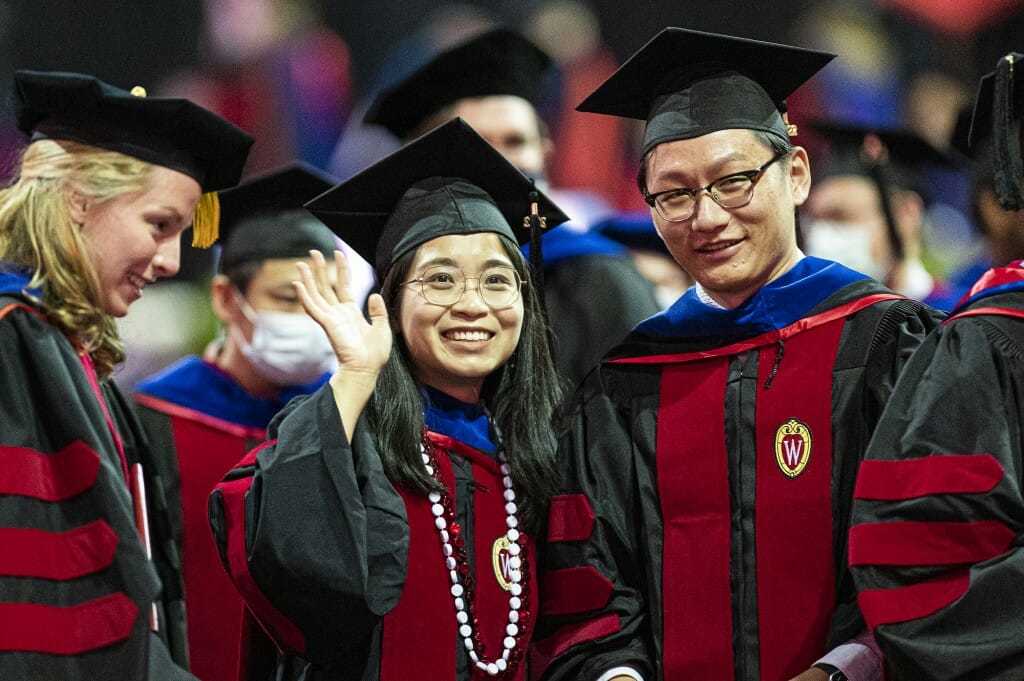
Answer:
[{"left": 364, "top": 234, "right": 562, "bottom": 532}]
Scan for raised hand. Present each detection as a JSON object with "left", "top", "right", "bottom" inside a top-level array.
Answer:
[{"left": 294, "top": 249, "right": 392, "bottom": 377}]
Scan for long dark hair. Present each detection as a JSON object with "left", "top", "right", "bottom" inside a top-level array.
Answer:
[{"left": 365, "top": 234, "right": 562, "bottom": 532}]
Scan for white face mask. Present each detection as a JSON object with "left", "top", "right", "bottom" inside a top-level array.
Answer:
[
  {"left": 231, "top": 292, "right": 338, "bottom": 386},
  {"left": 804, "top": 219, "right": 887, "bottom": 282}
]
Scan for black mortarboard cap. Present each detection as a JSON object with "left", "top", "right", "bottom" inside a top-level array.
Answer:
[
  {"left": 217, "top": 162, "right": 340, "bottom": 272},
  {"left": 577, "top": 28, "right": 835, "bottom": 157},
  {"left": 13, "top": 69, "right": 253, "bottom": 192},
  {"left": 305, "top": 118, "right": 569, "bottom": 280},
  {"left": 364, "top": 28, "right": 553, "bottom": 140},
  {"left": 808, "top": 120, "right": 959, "bottom": 192},
  {"left": 969, "top": 52, "right": 1024, "bottom": 210}
]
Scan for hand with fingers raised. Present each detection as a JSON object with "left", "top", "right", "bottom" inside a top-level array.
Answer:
[{"left": 294, "top": 250, "right": 392, "bottom": 440}]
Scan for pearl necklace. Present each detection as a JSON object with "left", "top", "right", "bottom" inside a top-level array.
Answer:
[{"left": 421, "top": 433, "right": 529, "bottom": 678}]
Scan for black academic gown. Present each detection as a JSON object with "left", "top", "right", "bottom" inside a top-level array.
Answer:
[
  {"left": 133, "top": 356, "right": 326, "bottom": 681},
  {"left": 529, "top": 226, "right": 661, "bottom": 390},
  {"left": 850, "top": 262, "right": 1024, "bottom": 681},
  {"left": 0, "top": 278, "right": 194, "bottom": 680},
  {"left": 209, "top": 385, "right": 539, "bottom": 681},
  {"left": 533, "top": 257, "right": 943, "bottom": 681}
]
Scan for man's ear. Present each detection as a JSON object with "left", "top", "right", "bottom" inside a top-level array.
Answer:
[
  {"left": 210, "top": 274, "right": 239, "bottom": 324},
  {"left": 65, "top": 185, "right": 89, "bottom": 224},
  {"left": 788, "top": 146, "right": 812, "bottom": 207}
]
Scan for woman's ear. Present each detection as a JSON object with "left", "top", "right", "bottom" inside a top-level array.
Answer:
[{"left": 65, "top": 185, "right": 90, "bottom": 224}]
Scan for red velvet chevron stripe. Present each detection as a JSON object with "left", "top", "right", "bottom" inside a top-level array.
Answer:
[
  {"left": 0, "top": 593, "right": 138, "bottom": 654},
  {"left": 0, "top": 441, "right": 100, "bottom": 501},
  {"left": 540, "top": 566, "right": 614, "bottom": 615},
  {"left": 858, "top": 570, "right": 970, "bottom": 630},
  {"left": 546, "top": 494, "right": 595, "bottom": 542},
  {"left": 849, "top": 520, "right": 1014, "bottom": 566},
  {"left": 855, "top": 454, "right": 1004, "bottom": 500},
  {"left": 0, "top": 520, "right": 117, "bottom": 579},
  {"left": 529, "top": 613, "right": 621, "bottom": 681}
]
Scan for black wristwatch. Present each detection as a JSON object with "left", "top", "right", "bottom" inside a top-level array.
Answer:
[{"left": 814, "top": 663, "right": 849, "bottom": 681}]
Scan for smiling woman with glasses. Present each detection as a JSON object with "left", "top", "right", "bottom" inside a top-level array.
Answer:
[
  {"left": 643, "top": 150, "right": 790, "bottom": 222},
  {"left": 209, "top": 119, "right": 570, "bottom": 681}
]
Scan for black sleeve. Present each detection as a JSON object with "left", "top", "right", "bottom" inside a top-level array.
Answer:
[
  {"left": 851, "top": 315, "right": 1024, "bottom": 680},
  {"left": 209, "top": 385, "right": 410, "bottom": 666},
  {"left": 533, "top": 367, "right": 654, "bottom": 681},
  {"left": 545, "top": 255, "right": 661, "bottom": 390}
]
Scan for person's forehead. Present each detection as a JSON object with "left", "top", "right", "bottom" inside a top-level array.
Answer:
[
  {"left": 806, "top": 176, "right": 881, "bottom": 218},
  {"left": 140, "top": 164, "right": 202, "bottom": 200},
  {"left": 452, "top": 96, "right": 540, "bottom": 135},
  {"left": 812, "top": 174, "right": 876, "bottom": 197},
  {"left": 116, "top": 165, "right": 200, "bottom": 218},
  {"left": 647, "top": 128, "right": 770, "bottom": 171},
  {"left": 411, "top": 232, "right": 510, "bottom": 265},
  {"left": 253, "top": 255, "right": 332, "bottom": 283}
]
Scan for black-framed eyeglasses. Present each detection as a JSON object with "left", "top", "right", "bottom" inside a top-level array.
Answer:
[
  {"left": 401, "top": 265, "right": 523, "bottom": 308},
  {"left": 643, "top": 150, "right": 790, "bottom": 222}
]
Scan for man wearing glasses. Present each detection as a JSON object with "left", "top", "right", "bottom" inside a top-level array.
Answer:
[{"left": 533, "top": 29, "right": 943, "bottom": 681}]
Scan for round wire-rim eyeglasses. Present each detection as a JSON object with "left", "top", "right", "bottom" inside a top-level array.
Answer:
[{"left": 401, "top": 265, "right": 523, "bottom": 308}]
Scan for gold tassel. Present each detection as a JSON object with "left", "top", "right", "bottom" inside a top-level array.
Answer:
[
  {"left": 192, "top": 191, "right": 220, "bottom": 248},
  {"left": 782, "top": 111, "right": 798, "bottom": 137}
]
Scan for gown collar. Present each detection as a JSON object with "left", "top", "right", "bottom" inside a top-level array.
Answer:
[{"left": 420, "top": 384, "right": 495, "bottom": 454}]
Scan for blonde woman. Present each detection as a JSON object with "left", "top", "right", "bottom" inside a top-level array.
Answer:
[{"left": 0, "top": 70, "right": 251, "bottom": 680}]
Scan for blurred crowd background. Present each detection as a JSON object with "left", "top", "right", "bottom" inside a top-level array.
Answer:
[{"left": 0, "top": 0, "right": 1021, "bottom": 391}]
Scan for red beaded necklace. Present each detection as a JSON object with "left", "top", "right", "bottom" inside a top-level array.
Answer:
[{"left": 421, "top": 432, "right": 530, "bottom": 677}]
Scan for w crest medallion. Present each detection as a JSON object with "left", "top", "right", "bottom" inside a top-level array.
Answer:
[
  {"left": 775, "top": 418, "right": 811, "bottom": 478},
  {"left": 492, "top": 535, "right": 514, "bottom": 591}
]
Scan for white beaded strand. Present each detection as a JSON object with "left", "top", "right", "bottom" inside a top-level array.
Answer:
[{"left": 423, "top": 439, "right": 526, "bottom": 677}]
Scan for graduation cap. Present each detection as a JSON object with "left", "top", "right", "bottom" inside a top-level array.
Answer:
[
  {"left": 364, "top": 28, "right": 553, "bottom": 140},
  {"left": 809, "top": 120, "right": 959, "bottom": 192},
  {"left": 969, "top": 52, "right": 1024, "bottom": 210},
  {"left": 13, "top": 69, "right": 254, "bottom": 246},
  {"left": 577, "top": 28, "right": 835, "bottom": 157},
  {"left": 216, "top": 162, "right": 340, "bottom": 273},
  {"left": 305, "top": 118, "right": 569, "bottom": 282},
  {"left": 808, "top": 119, "right": 960, "bottom": 261}
]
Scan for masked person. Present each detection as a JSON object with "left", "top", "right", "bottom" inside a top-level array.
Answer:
[
  {"left": 531, "top": 28, "right": 944, "bottom": 681},
  {"left": 132, "top": 163, "right": 340, "bottom": 681},
  {"left": 849, "top": 51, "right": 1024, "bottom": 681},
  {"left": 209, "top": 118, "right": 567, "bottom": 681},
  {"left": 801, "top": 121, "right": 957, "bottom": 302},
  {"left": 364, "top": 28, "right": 660, "bottom": 388},
  {"left": 0, "top": 69, "right": 251, "bottom": 680}
]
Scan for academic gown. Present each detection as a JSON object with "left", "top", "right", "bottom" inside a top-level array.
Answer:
[
  {"left": 850, "top": 262, "right": 1024, "bottom": 681},
  {"left": 133, "top": 357, "right": 328, "bottom": 681},
  {"left": 209, "top": 384, "right": 538, "bottom": 681},
  {"left": 0, "top": 270, "right": 194, "bottom": 681},
  {"left": 524, "top": 226, "right": 661, "bottom": 390},
  {"left": 533, "top": 257, "right": 943, "bottom": 681}
]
